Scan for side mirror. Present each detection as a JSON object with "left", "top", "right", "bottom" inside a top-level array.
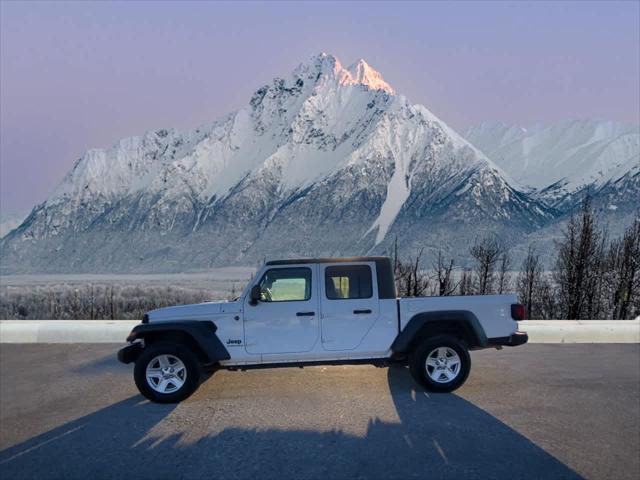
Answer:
[{"left": 249, "top": 285, "right": 261, "bottom": 306}]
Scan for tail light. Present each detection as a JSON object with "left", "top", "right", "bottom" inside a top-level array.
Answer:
[{"left": 511, "top": 304, "right": 526, "bottom": 321}]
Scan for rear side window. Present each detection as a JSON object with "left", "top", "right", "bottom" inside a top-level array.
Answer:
[
  {"left": 325, "top": 265, "right": 372, "bottom": 300},
  {"left": 258, "top": 267, "right": 312, "bottom": 302}
]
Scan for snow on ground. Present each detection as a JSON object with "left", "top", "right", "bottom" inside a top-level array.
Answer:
[
  {"left": 369, "top": 161, "right": 411, "bottom": 244},
  {"left": 0, "top": 267, "right": 256, "bottom": 294}
]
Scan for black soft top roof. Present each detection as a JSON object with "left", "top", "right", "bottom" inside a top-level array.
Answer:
[{"left": 265, "top": 256, "right": 390, "bottom": 266}]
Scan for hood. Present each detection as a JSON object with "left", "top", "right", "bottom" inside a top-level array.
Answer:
[{"left": 147, "top": 299, "right": 240, "bottom": 322}]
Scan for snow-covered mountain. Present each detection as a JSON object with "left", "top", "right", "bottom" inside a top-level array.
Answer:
[
  {"left": 1, "top": 54, "right": 554, "bottom": 273},
  {"left": 0, "top": 212, "right": 27, "bottom": 239},
  {"left": 464, "top": 120, "right": 639, "bottom": 210}
]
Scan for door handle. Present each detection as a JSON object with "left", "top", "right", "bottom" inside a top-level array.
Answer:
[
  {"left": 296, "top": 311, "right": 315, "bottom": 316},
  {"left": 353, "top": 309, "right": 372, "bottom": 314}
]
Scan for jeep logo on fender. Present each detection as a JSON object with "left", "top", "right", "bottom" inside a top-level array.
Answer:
[{"left": 226, "top": 339, "right": 242, "bottom": 345}]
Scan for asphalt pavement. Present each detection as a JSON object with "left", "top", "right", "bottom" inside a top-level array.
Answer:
[{"left": 0, "top": 343, "right": 638, "bottom": 480}]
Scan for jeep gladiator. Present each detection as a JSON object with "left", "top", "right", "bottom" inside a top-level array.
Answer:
[{"left": 118, "top": 257, "right": 528, "bottom": 403}]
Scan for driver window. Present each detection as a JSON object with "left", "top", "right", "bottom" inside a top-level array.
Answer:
[{"left": 258, "top": 267, "right": 312, "bottom": 302}]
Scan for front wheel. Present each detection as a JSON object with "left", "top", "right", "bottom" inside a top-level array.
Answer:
[
  {"left": 409, "top": 335, "right": 471, "bottom": 392},
  {"left": 134, "top": 342, "right": 201, "bottom": 403}
]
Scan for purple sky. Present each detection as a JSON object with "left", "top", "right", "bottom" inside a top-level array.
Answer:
[{"left": 1, "top": 0, "right": 639, "bottom": 213}]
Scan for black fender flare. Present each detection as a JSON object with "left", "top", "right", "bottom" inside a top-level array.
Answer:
[
  {"left": 122, "top": 320, "right": 231, "bottom": 364},
  {"left": 391, "top": 310, "right": 488, "bottom": 353}
]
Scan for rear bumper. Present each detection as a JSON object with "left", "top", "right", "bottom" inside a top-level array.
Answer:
[
  {"left": 117, "top": 343, "right": 143, "bottom": 364},
  {"left": 488, "top": 331, "right": 529, "bottom": 347}
]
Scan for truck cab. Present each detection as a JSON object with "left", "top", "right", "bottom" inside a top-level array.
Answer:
[{"left": 118, "top": 257, "right": 528, "bottom": 403}]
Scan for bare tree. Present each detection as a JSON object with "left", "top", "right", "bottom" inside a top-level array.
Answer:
[
  {"left": 392, "top": 235, "right": 400, "bottom": 276},
  {"left": 108, "top": 286, "right": 115, "bottom": 320},
  {"left": 606, "top": 216, "right": 640, "bottom": 319},
  {"left": 536, "top": 275, "right": 557, "bottom": 320},
  {"left": 458, "top": 268, "right": 474, "bottom": 296},
  {"left": 554, "top": 197, "right": 604, "bottom": 319},
  {"left": 586, "top": 231, "right": 607, "bottom": 319},
  {"left": 497, "top": 251, "right": 512, "bottom": 294},
  {"left": 517, "top": 245, "right": 543, "bottom": 319},
  {"left": 397, "top": 249, "right": 430, "bottom": 297},
  {"left": 470, "top": 235, "right": 503, "bottom": 295},
  {"left": 433, "top": 250, "right": 458, "bottom": 296},
  {"left": 88, "top": 284, "right": 96, "bottom": 320},
  {"left": 393, "top": 238, "right": 430, "bottom": 297}
]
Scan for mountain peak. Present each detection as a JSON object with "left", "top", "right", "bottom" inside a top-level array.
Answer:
[
  {"left": 346, "top": 58, "right": 395, "bottom": 94},
  {"left": 302, "top": 53, "right": 395, "bottom": 94}
]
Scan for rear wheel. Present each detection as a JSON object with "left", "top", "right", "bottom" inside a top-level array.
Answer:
[
  {"left": 409, "top": 335, "right": 470, "bottom": 392},
  {"left": 134, "top": 342, "right": 201, "bottom": 403}
]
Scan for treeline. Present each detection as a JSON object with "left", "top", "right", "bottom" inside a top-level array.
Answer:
[
  {"left": 2, "top": 199, "right": 638, "bottom": 321},
  {"left": 394, "top": 199, "right": 640, "bottom": 320},
  {"left": 0, "top": 285, "right": 217, "bottom": 320}
]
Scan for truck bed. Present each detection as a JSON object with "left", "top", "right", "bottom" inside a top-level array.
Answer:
[{"left": 398, "top": 294, "right": 519, "bottom": 339}]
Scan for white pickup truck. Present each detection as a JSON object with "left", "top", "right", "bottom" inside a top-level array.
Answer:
[{"left": 118, "top": 257, "right": 528, "bottom": 403}]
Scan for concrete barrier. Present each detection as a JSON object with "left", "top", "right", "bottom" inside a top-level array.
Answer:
[
  {"left": 0, "top": 319, "right": 638, "bottom": 344},
  {"left": 0, "top": 320, "right": 138, "bottom": 343},
  {"left": 519, "top": 319, "right": 640, "bottom": 344}
]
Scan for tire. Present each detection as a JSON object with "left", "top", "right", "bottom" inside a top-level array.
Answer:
[
  {"left": 134, "top": 342, "right": 201, "bottom": 403},
  {"left": 409, "top": 334, "right": 471, "bottom": 392}
]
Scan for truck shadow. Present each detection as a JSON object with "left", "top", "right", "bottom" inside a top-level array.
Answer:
[
  {"left": 0, "top": 366, "right": 583, "bottom": 479},
  {"left": 71, "top": 352, "right": 131, "bottom": 374}
]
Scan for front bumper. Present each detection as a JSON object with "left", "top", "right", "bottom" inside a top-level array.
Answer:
[
  {"left": 117, "top": 343, "right": 143, "bottom": 364},
  {"left": 488, "top": 331, "right": 529, "bottom": 347}
]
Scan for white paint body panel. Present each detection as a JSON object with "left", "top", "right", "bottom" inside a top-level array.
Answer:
[
  {"left": 319, "top": 262, "right": 381, "bottom": 351},
  {"left": 243, "top": 263, "right": 320, "bottom": 356},
  {"left": 145, "top": 261, "right": 520, "bottom": 365},
  {"left": 398, "top": 294, "right": 519, "bottom": 339}
]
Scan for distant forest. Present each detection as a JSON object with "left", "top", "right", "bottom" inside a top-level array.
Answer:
[{"left": 1, "top": 199, "right": 638, "bottom": 320}]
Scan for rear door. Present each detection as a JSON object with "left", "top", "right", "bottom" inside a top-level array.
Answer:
[
  {"left": 243, "top": 265, "right": 319, "bottom": 355},
  {"left": 320, "top": 262, "right": 380, "bottom": 351}
]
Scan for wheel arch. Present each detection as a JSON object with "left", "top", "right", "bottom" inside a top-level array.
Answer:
[
  {"left": 392, "top": 310, "right": 488, "bottom": 354},
  {"left": 123, "top": 321, "right": 231, "bottom": 365}
]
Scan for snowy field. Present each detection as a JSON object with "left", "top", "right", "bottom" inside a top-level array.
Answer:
[
  {"left": 0, "top": 268, "right": 257, "bottom": 320},
  {"left": 1, "top": 267, "right": 256, "bottom": 292}
]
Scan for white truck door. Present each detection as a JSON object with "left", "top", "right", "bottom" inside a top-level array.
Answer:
[
  {"left": 243, "top": 265, "right": 319, "bottom": 355},
  {"left": 320, "top": 262, "right": 380, "bottom": 351}
]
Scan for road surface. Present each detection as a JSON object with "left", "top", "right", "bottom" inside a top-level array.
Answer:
[{"left": 0, "top": 344, "right": 638, "bottom": 479}]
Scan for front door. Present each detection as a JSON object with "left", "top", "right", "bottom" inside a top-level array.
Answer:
[
  {"left": 243, "top": 265, "right": 319, "bottom": 355},
  {"left": 320, "top": 263, "right": 380, "bottom": 351}
]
